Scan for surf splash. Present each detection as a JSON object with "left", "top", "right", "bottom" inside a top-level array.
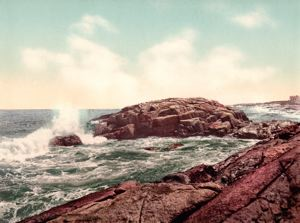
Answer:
[
  {"left": 0, "top": 109, "right": 106, "bottom": 162},
  {"left": 234, "top": 104, "right": 300, "bottom": 122}
]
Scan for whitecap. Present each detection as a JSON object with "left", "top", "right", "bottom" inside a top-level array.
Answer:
[{"left": 0, "top": 108, "right": 106, "bottom": 162}]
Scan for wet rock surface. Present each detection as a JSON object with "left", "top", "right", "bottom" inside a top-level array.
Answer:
[
  {"left": 91, "top": 97, "right": 250, "bottom": 139},
  {"left": 21, "top": 124, "right": 300, "bottom": 223},
  {"left": 49, "top": 134, "right": 83, "bottom": 147}
]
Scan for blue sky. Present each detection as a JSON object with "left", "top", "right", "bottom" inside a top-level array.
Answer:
[{"left": 0, "top": 0, "right": 299, "bottom": 108}]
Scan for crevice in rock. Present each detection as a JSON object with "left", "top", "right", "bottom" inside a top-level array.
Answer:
[
  {"left": 138, "top": 196, "right": 147, "bottom": 223},
  {"left": 171, "top": 199, "right": 213, "bottom": 223}
]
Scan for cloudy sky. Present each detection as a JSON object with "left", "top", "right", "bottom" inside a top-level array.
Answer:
[{"left": 0, "top": 0, "right": 299, "bottom": 108}]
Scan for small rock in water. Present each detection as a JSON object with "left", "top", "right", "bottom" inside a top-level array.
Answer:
[
  {"left": 144, "top": 147, "right": 158, "bottom": 151},
  {"left": 49, "top": 134, "right": 83, "bottom": 147},
  {"left": 168, "top": 143, "right": 184, "bottom": 150}
]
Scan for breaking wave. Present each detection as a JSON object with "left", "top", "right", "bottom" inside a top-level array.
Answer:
[
  {"left": 0, "top": 109, "right": 106, "bottom": 162},
  {"left": 234, "top": 104, "right": 300, "bottom": 122}
]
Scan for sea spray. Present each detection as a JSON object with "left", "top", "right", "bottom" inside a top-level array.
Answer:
[
  {"left": 0, "top": 109, "right": 106, "bottom": 162},
  {"left": 0, "top": 128, "right": 52, "bottom": 161},
  {"left": 53, "top": 108, "right": 107, "bottom": 145},
  {"left": 51, "top": 108, "right": 81, "bottom": 136}
]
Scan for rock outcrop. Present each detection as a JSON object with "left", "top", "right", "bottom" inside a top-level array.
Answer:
[
  {"left": 234, "top": 120, "right": 298, "bottom": 139},
  {"left": 91, "top": 97, "right": 298, "bottom": 140},
  {"left": 49, "top": 135, "right": 83, "bottom": 147},
  {"left": 183, "top": 125, "right": 300, "bottom": 223},
  {"left": 20, "top": 124, "right": 300, "bottom": 223},
  {"left": 91, "top": 97, "right": 250, "bottom": 139}
]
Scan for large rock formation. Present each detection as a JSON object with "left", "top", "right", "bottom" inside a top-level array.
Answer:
[
  {"left": 20, "top": 124, "right": 300, "bottom": 223},
  {"left": 91, "top": 97, "right": 298, "bottom": 140},
  {"left": 91, "top": 97, "right": 250, "bottom": 139}
]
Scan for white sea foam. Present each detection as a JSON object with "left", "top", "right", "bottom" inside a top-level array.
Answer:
[
  {"left": 0, "top": 201, "right": 17, "bottom": 221},
  {"left": 79, "top": 133, "right": 106, "bottom": 145},
  {"left": 237, "top": 104, "right": 300, "bottom": 122},
  {"left": 0, "top": 109, "right": 106, "bottom": 162}
]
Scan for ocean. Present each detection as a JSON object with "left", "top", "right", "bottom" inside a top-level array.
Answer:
[{"left": 0, "top": 104, "right": 299, "bottom": 222}]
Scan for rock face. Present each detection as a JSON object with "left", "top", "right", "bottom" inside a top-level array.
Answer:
[
  {"left": 234, "top": 120, "right": 298, "bottom": 139},
  {"left": 50, "top": 182, "right": 220, "bottom": 223},
  {"left": 20, "top": 124, "right": 300, "bottom": 223},
  {"left": 183, "top": 125, "right": 300, "bottom": 223},
  {"left": 49, "top": 135, "right": 83, "bottom": 147},
  {"left": 92, "top": 97, "right": 249, "bottom": 139}
]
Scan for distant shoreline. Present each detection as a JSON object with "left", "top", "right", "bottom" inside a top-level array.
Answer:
[{"left": 235, "top": 100, "right": 300, "bottom": 106}]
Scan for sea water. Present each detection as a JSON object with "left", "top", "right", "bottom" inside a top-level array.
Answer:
[{"left": 0, "top": 104, "right": 299, "bottom": 222}]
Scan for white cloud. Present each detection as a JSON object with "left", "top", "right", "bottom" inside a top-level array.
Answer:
[
  {"left": 231, "top": 8, "right": 276, "bottom": 29},
  {"left": 21, "top": 34, "right": 137, "bottom": 108},
  {"left": 16, "top": 28, "right": 290, "bottom": 108},
  {"left": 22, "top": 48, "right": 72, "bottom": 71},
  {"left": 72, "top": 14, "right": 118, "bottom": 34},
  {"left": 137, "top": 30, "right": 276, "bottom": 102}
]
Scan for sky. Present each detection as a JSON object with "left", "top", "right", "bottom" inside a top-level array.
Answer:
[{"left": 0, "top": 0, "right": 299, "bottom": 108}]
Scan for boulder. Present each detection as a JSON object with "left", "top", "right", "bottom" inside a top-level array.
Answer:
[
  {"left": 143, "top": 147, "right": 158, "bottom": 151},
  {"left": 234, "top": 120, "right": 299, "bottom": 139},
  {"left": 49, "top": 135, "right": 83, "bottom": 147},
  {"left": 209, "top": 121, "right": 232, "bottom": 136},
  {"left": 168, "top": 142, "right": 184, "bottom": 150}
]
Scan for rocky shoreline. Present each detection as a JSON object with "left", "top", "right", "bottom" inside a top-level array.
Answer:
[
  {"left": 20, "top": 123, "right": 300, "bottom": 223},
  {"left": 50, "top": 98, "right": 297, "bottom": 146},
  {"left": 21, "top": 98, "right": 300, "bottom": 222}
]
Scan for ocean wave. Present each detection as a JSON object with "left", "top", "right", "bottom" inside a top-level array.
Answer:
[
  {"left": 0, "top": 109, "right": 106, "bottom": 162},
  {"left": 235, "top": 104, "right": 300, "bottom": 122}
]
